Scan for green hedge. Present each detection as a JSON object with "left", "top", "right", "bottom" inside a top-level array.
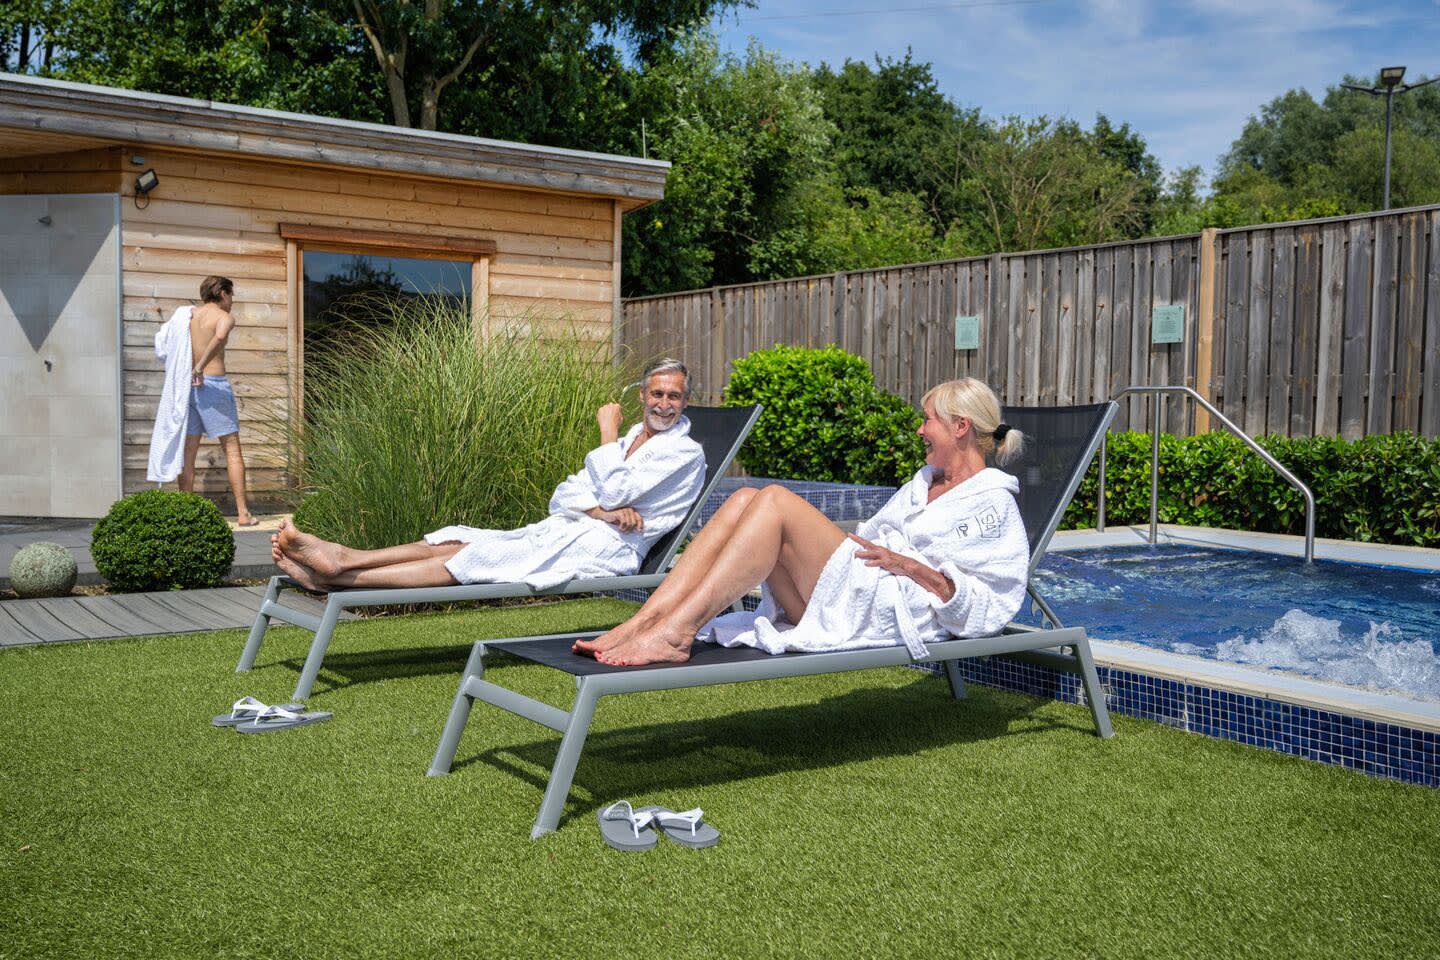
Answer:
[
  {"left": 92, "top": 490, "right": 236, "bottom": 592},
  {"left": 722, "top": 345, "right": 923, "bottom": 486},
  {"left": 1061, "top": 430, "right": 1440, "bottom": 547}
]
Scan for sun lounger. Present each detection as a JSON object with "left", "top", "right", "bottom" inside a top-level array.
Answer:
[
  {"left": 428, "top": 401, "right": 1120, "bottom": 838},
  {"left": 235, "top": 404, "right": 763, "bottom": 702}
]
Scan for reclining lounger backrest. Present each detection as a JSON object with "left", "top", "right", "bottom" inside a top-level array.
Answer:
[
  {"left": 1000, "top": 402, "right": 1118, "bottom": 572},
  {"left": 636, "top": 404, "right": 764, "bottom": 576}
]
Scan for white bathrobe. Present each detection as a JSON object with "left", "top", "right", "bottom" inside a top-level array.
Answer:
[
  {"left": 703, "top": 466, "right": 1030, "bottom": 659},
  {"left": 425, "top": 416, "right": 706, "bottom": 588},
  {"left": 146, "top": 306, "right": 193, "bottom": 482}
]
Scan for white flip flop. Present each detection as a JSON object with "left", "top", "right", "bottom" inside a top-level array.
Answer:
[
  {"left": 211, "top": 696, "right": 306, "bottom": 727},
  {"left": 639, "top": 806, "right": 720, "bottom": 849},
  {"left": 234, "top": 703, "right": 332, "bottom": 734},
  {"left": 597, "top": 801, "right": 658, "bottom": 852}
]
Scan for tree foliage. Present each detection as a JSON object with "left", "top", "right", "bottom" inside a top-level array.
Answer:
[{"left": 1161, "top": 71, "right": 1440, "bottom": 231}]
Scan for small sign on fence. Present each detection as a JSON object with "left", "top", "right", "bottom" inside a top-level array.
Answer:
[
  {"left": 1151, "top": 304, "right": 1185, "bottom": 344},
  {"left": 954, "top": 315, "right": 980, "bottom": 350}
]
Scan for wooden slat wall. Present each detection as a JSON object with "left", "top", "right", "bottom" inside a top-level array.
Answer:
[
  {"left": 0, "top": 145, "right": 622, "bottom": 506},
  {"left": 623, "top": 206, "right": 1440, "bottom": 438}
]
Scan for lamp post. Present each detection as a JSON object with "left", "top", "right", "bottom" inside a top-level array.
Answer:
[{"left": 1343, "top": 66, "right": 1440, "bottom": 210}]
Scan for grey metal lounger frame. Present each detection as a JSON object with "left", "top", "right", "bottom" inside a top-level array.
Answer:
[
  {"left": 235, "top": 404, "right": 763, "bottom": 702},
  {"left": 429, "top": 401, "right": 1120, "bottom": 839}
]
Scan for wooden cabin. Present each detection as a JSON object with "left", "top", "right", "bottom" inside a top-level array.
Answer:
[{"left": 0, "top": 73, "right": 668, "bottom": 518}]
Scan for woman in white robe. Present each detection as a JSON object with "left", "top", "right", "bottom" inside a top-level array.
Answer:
[
  {"left": 575, "top": 378, "right": 1028, "bottom": 666},
  {"left": 271, "top": 362, "right": 704, "bottom": 592}
]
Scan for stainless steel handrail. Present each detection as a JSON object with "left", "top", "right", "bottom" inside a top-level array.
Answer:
[{"left": 1097, "top": 386, "right": 1316, "bottom": 563}]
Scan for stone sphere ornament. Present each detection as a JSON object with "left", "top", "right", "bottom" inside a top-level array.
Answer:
[{"left": 9, "top": 542, "right": 79, "bottom": 598}]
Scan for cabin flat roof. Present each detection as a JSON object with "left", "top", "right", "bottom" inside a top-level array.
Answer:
[{"left": 0, "top": 73, "right": 668, "bottom": 206}]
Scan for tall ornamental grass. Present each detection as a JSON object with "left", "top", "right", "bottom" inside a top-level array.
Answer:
[{"left": 291, "top": 298, "right": 635, "bottom": 549}]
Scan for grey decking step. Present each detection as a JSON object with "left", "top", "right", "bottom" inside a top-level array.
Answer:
[{"left": 0, "top": 585, "right": 354, "bottom": 648}]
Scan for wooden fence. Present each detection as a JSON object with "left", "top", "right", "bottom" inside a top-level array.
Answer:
[{"left": 620, "top": 203, "right": 1440, "bottom": 438}]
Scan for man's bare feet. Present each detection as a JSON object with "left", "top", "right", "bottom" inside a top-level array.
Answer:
[
  {"left": 573, "top": 610, "right": 658, "bottom": 655},
  {"left": 595, "top": 624, "right": 695, "bottom": 666},
  {"left": 276, "top": 518, "right": 345, "bottom": 578},
  {"left": 275, "top": 554, "right": 329, "bottom": 593},
  {"left": 270, "top": 534, "right": 283, "bottom": 564}
]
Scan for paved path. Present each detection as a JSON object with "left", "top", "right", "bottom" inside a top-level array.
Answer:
[
  {"left": 0, "top": 584, "right": 348, "bottom": 647},
  {"left": 0, "top": 519, "right": 277, "bottom": 589}
]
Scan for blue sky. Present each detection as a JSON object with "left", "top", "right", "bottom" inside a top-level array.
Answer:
[{"left": 710, "top": 0, "right": 1440, "bottom": 183}]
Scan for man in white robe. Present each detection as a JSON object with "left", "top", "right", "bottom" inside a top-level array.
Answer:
[{"left": 271, "top": 361, "right": 705, "bottom": 592}]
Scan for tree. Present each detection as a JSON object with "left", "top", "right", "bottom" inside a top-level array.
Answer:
[
  {"left": 2, "top": 1, "right": 59, "bottom": 73},
  {"left": 1216, "top": 71, "right": 1440, "bottom": 214},
  {"left": 1089, "top": 113, "right": 1165, "bottom": 231},
  {"left": 945, "top": 116, "right": 1145, "bottom": 254},
  {"left": 33, "top": 1, "right": 384, "bottom": 122},
  {"left": 344, "top": 0, "right": 741, "bottom": 130},
  {"left": 621, "top": 34, "right": 838, "bottom": 295}
]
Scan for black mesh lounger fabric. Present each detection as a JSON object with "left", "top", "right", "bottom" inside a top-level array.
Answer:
[
  {"left": 1002, "top": 404, "right": 1112, "bottom": 560},
  {"left": 637, "top": 405, "right": 763, "bottom": 576},
  {"left": 488, "top": 635, "right": 832, "bottom": 675}
]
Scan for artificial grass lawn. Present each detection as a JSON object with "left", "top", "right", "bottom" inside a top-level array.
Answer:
[{"left": 2, "top": 598, "right": 1437, "bottom": 959}]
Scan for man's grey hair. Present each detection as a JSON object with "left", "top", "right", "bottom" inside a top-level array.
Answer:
[{"left": 642, "top": 357, "right": 691, "bottom": 398}]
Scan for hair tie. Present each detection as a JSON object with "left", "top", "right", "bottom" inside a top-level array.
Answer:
[{"left": 993, "top": 423, "right": 1011, "bottom": 442}]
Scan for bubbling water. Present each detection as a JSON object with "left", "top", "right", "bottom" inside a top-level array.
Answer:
[{"left": 1200, "top": 609, "right": 1440, "bottom": 700}]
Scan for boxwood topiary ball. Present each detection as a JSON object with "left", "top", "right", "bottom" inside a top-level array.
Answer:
[
  {"left": 9, "top": 542, "right": 78, "bottom": 598},
  {"left": 91, "top": 490, "right": 236, "bottom": 592}
]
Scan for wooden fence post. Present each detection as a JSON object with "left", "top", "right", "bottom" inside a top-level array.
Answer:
[
  {"left": 709, "top": 287, "right": 724, "bottom": 404},
  {"left": 1195, "top": 227, "right": 1219, "bottom": 432}
]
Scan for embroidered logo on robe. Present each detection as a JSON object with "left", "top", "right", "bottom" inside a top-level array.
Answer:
[{"left": 974, "top": 506, "right": 1002, "bottom": 539}]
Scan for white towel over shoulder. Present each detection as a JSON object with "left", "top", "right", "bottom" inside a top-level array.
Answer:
[
  {"left": 146, "top": 306, "right": 193, "bottom": 482},
  {"left": 703, "top": 466, "right": 1030, "bottom": 659}
]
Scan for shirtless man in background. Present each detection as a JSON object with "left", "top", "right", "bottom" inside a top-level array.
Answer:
[{"left": 180, "top": 275, "right": 257, "bottom": 525}]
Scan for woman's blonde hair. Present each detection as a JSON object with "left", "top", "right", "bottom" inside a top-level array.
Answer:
[{"left": 921, "top": 378, "right": 1025, "bottom": 467}]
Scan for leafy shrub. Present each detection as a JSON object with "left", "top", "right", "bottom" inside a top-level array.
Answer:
[
  {"left": 291, "top": 298, "right": 634, "bottom": 549},
  {"left": 722, "top": 345, "right": 923, "bottom": 486},
  {"left": 1061, "top": 430, "right": 1440, "bottom": 547},
  {"left": 92, "top": 490, "right": 235, "bottom": 591}
]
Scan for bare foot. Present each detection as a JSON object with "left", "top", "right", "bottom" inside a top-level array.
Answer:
[
  {"left": 596, "top": 624, "right": 695, "bottom": 666},
  {"left": 236, "top": 514, "right": 259, "bottom": 527},
  {"left": 573, "top": 610, "right": 659, "bottom": 655},
  {"left": 275, "top": 554, "right": 330, "bottom": 593},
  {"left": 276, "top": 518, "right": 345, "bottom": 578},
  {"left": 271, "top": 534, "right": 283, "bottom": 564}
]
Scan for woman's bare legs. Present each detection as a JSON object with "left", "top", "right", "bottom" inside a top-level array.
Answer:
[
  {"left": 273, "top": 543, "right": 464, "bottom": 592},
  {"left": 573, "top": 487, "right": 762, "bottom": 654},
  {"left": 275, "top": 518, "right": 450, "bottom": 578},
  {"left": 596, "top": 486, "right": 846, "bottom": 665}
]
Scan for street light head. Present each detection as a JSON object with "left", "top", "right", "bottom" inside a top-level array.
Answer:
[{"left": 1380, "top": 65, "right": 1406, "bottom": 87}]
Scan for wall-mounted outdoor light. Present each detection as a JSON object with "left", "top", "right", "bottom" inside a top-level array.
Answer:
[{"left": 133, "top": 168, "right": 160, "bottom": 208}]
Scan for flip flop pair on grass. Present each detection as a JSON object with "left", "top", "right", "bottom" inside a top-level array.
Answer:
[
  {"left": 211, "top": 696, "right": 332, "bottom": 733},
  {"left": 597, "top": 800, "right": 720, "bottom": 851}
]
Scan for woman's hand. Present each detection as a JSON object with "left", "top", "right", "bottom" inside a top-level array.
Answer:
[
  {"left": 847, "top": 534, "right": 914, "bottom": 576},
  {"left": 847, "top": 534, "right": 955, "bottom": 602}
]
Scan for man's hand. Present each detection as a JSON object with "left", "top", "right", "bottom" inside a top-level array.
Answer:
[
  {"left": 596, "top": 402, "right": 623, "bottom": 444},
  {"left": 192, "top": 369, "right": 203, "bottom": 388},
  {"left": 586, "top": 506, "right": 644, "bottom": 533}
]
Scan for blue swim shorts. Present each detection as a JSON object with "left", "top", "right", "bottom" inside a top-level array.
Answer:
[{"left": 187, "top": 375, "right": 241, "bottom": 438}]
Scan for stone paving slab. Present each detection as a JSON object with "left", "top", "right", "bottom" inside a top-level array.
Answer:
[{"left": 0, "top": 585, "right": 349, "bottom": 647}]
